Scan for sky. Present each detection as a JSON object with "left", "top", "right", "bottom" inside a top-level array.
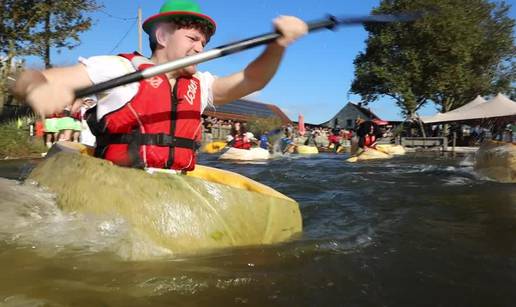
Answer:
[{"left": 25, "top": 0, "right": 516, "bottom": 124}]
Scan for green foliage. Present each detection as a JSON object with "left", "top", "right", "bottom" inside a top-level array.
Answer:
[
  {"left": 0, "top": 117, "right": 47, "bottom": 158},
  {"left": 0, "top": 0, "right": 101, "bottom": 108},
  {"left": 0, "top": 0, "right": 102, "bottom": 67},
  {"left": 351, "top": 0, "right": 516, "bottom": 118},
  {"left": 0, "top": 0, "right": 38, "bottom": 56},
  {"left": 0, "top": 0, "right": 36, "bottom": 107},
  {"left": 246, "top": 116, "right": 283, "bottom": 137},
  {"left": 33, "top": 0, "right": 103, "bottom": 67}
]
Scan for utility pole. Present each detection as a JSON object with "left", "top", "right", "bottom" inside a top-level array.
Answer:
[
  {"left": 138, "top": 7, "right": 143, "bottom": 54},
  {"left": 44, "top": 0, "right": 52, "bottom": 68}
]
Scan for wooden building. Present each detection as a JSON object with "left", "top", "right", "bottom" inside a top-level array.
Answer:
[
  {"left": 321, "top": 102, "right": 384, "bottom": 129},
  {"left": 202, "top": 98, "right": 291, "bottom": 124}
]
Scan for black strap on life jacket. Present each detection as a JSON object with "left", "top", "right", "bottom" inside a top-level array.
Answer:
[
  {"left": 84, "top": 105, "right": 108, "bottom": 158},
  {"left": 165, "top": 81, "right": 179, "bottom": 169},
  {"left": 95, "top": 133, "right": 196, "bottom": 149}
]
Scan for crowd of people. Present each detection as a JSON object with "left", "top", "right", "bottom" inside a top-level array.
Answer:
[
  {"left": 201, "top": 116, "right": 234, "bottom": 143},
  {"left": 275, "top": 119, "right": 393, "bottom": 155},
  {"left": 201, "top": 117, "right": 393, "bottom": 155},
  {"left": 30, "top": 97, "right": 96, "bottom": 149},
  {"left": 470, "top": 122, "right": 516, "bottom": 144},
  {"left": 427, "top": 121, "right": 516, "bottom": 145},
  {"left": 24, "top": 108, "right": 514, "bottom": 157},
  {"left": 34, "top": 105, "right": 515, "bottom": 156}
]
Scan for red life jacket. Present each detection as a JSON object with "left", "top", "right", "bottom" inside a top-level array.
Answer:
[
  {"left": 328, "top": 134, "right": 341, "bottom": 144},
  {"left": 71, "top": 111, "right": 81, "bottom": 120},
  {"left": 364, "top": 134, "right": 376, "bottom": 147},
  {"left": 233, "top": 135, "right": 252, "bottom": 149},
  {"left": 35, "top": 121, "right": 44, "bottom": 137},
  {"left": 86, "top": 53, "right": 202, "bottom": 171},
  {"left": 48, "top": 112, "right": 64, "bottom": 119}
]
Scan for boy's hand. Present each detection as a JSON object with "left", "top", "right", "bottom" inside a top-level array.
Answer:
[{"left": 273, "top": 16, "right": 308, "bottom": 47}]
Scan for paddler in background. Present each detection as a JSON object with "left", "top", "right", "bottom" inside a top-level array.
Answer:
[
  {"left": 280, "top": 127, "right": 297, "bottom": 154},
  {"left": 227, "top": 121, "right": 253, "bottom": 150},
  {"left": 259, "top": 131, "right": 271, "bottom": 150},
  {"left": 327, "top": 127, "right": 343, "bottom": 152},
  {"left": 11, "top": 0, "right": 307, "bottom": 172},
  {"left": 352, "top": 117, "right": 383, "bottom": 156}
]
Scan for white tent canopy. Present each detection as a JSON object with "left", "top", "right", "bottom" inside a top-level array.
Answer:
[
  {"left": 420, "top": 95, "right": 487, "bottom": 123},
  {"left": 421, "top": 93, "right": 516, "bottom": 124}
]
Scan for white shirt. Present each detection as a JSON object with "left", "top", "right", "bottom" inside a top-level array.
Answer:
[
  {"left": 79, "top": 55, "right": 216, "bottom": 120},
  {"left": 80, "top": 106, "right": 96, "bottom": 147},
  {"left": 245, "top": 132, "right": 256, "bottom": 141}
]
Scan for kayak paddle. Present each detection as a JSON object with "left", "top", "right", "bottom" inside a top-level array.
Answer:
[{"left": 74, "top": 12, "right": 422, "bottom": 99}]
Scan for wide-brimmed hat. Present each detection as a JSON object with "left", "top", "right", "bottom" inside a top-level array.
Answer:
[{"left": 142, "top": 0, "right": 216, "bottom": 35}]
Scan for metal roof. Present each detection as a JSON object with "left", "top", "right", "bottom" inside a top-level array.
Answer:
[{"left": 203, "top": 99, "right": 291, "bottom": 123}]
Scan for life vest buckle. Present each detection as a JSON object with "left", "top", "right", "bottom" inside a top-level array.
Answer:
[{"left": 155, "top": 133, "right": 174, "bottom": 146}]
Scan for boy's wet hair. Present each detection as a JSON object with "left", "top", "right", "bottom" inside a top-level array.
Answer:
[{"left": 149, "top": 17, "right": 215, "bottom": 52}]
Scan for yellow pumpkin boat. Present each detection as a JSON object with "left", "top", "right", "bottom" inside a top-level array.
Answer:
[
  {"left": 474, "top": 140, "right": 516, "bottom": 183},
  {"left": 295, "top": 145, "right": 319, "bottom": 155},
  {"left": 202, "top": 141, "right": 227, "bottom": 154},
  {"left": 28, "top": 142, "right": 302, "bottom": 258}
]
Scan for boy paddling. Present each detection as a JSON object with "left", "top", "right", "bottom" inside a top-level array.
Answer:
[{"left": 12, "top": 0, "right": 307, "bottom": 171}]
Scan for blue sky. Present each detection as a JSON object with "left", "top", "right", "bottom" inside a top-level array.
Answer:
[{"left": 26, "top": 0, "right": 516, "bottom": 124}]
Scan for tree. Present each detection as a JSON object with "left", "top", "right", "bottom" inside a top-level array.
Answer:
[
  {"left": 0, "top": 0, "right": 43, "bottom": 111},
  {"left": 246, "top": 116, "right": 284, "bottom": 137},
  {"left": 351, "top": 0, "right": 516, "bottom": 119},
  {"left": 0, "top": 0, "right": 101, "bottom": 112},
  {"left": 29, "top": 0, "right": 102, "bottom": 68}
]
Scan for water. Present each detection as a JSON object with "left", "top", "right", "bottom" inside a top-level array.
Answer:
[{"left": 0, "top": 152, "right": 515, "bottom": 306}]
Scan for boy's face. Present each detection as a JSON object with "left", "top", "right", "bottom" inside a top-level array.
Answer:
[{"left": 165, "top": 26, "right": 207, "bottom": 76}]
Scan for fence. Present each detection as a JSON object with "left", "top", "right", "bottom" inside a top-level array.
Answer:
[
  {"left": 201, "top": 126, "right": 231, "bottom": 143},
  {"left": 0, "top": 104, "right": 33, "bottom": 123},
  {"left": 400, "top": 137, "right": 448, "bottom": 151}
]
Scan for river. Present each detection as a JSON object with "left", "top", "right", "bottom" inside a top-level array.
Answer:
[{"left": 0, "top": 152, "right": 515, "bottom": 306}]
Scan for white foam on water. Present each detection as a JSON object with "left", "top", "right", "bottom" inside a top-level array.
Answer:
[
  {"left": 419, "top": 164, "right": 442, "bottom": 173},
  {"left": 2, "top": 295, "right": 55, "bottom": 307},
  {"left": 442, "top": 176, "right": 473, "bottom": 186},
  {"left": 135, "top": 275, "right": 255, "bottom": 297},
  {"left": 0, "top": 178, "right": 172, "bottom": 260},
  {"left": 269, "top": 151, "right": 286, "bottom": 159},
  {"left": 138, "top": 276, "right": 209, "bottom": 296},
  {"left": 459, "top": 154, "right": 476, "bottom": 167}
]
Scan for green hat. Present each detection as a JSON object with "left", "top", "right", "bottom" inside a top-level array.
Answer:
[{"left": 142, "top": 0, "right": 216, "bottom": 36}]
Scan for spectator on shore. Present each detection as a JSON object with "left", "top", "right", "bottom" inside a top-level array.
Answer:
[
  {"left": 43, "top": 114, "right": 60, "bottom": 148},
  {"left": 502, "top": 124, "right": 513, "bottom": 143}
]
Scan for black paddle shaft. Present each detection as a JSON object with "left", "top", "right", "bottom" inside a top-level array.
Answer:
[{"left": 74, "top": 13, "right": 421, "bottom": 99}]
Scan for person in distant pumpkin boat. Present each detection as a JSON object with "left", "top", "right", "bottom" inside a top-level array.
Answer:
[
  {"left": 12, "top": 0, "right": 307, "bottom": 172},
  {"left": 228, "top": 122, "right": 253, "bottom": 150},
  {"left": 352, "top": 118, "right": 384, "bottom": 155}
]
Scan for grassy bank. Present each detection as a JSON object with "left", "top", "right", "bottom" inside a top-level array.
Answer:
[{"left": 0, "top": 117, "right": 47, "bottom": 159}]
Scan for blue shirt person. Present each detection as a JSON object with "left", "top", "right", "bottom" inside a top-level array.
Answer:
[{"left": 259, "top": 132, "right": 270, "bottom": 149}]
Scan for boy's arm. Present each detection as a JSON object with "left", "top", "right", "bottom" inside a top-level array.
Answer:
[{"left": 11, "top": 64, "right": 93, "bottom": 116}]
